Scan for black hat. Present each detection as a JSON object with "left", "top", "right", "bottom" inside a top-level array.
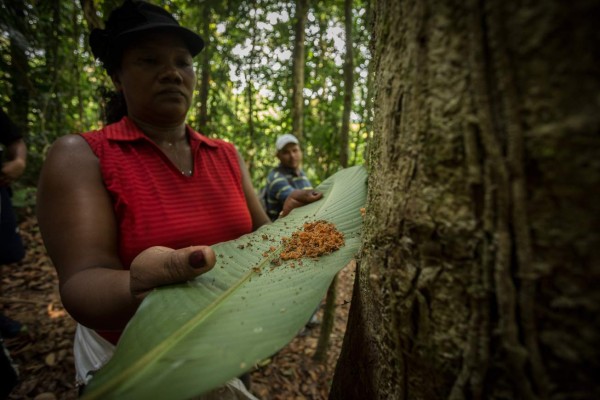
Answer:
[{"left": 89, "top": 0, "right": 204, "bottom": 72}]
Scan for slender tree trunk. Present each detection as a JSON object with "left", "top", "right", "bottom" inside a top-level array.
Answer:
[
  {"left": 79, "top": 0, "right": 103, "bottom": 30},
  {"left": 331, "top": 0, "right": 600, "bottom": 399},
  {"left": 315, "top": 0, "right": 355, "bottom": 363},
  {"left": 313, "top": 274, "right": 337, "bottom": 362},
  {"left": 244, "top": 0, "right": 258, "bottom": 173},
  {"left": 198, "top": 4, "right": 211, "bottom": 134},
  {"left": 355, "top": 33, "right": 373, "bottom": 167},
  {"left": 359, "top": 0, "right": 374, "bottom": 168},
  {"left": 6, "top": 0, "right": 30, "bottom": 135},
  {"left": 73, "top": 4, "right": 84, "bottom": 133},
  {"left": 40, "top": 0, "right": 62, "bottom": 145},
  {"left": 316, "top": 12, "right": 335, "bottom": 178},
  {"left": 339, "top": 0, "right": 354, "bottom": 168},
  {"left": 291, "top": 0, "right": 308, "bottom": 140}
]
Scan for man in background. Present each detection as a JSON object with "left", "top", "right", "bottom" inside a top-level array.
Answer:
[
  {"left": 264, "top": 133, "right": 320, "bottom": 330},
  {"left": 265, "top": 134, "right": 315, "bottom": 221}
]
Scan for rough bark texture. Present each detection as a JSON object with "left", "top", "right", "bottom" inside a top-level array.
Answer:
[{"left": 331, "top": 0, "right": 600, "bottom": 399}]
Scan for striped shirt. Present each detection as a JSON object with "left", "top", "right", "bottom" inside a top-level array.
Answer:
[
  {"left": 265, "top": 165, "right": 313, "bottom": 221},
  {"left": 82, "top": 117, "right": 252, "bottom": 267}
]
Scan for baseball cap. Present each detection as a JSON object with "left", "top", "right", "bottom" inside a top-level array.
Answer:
[
  {"left": 276, "top": 134, "right": 299, "bottom": 151},
  {"left": 89, "top": 0, "right": 205, "bottom": 72}
]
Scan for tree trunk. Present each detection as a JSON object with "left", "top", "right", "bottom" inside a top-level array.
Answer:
[
  {"left": 244, "top": 0, "right": 258, "bottom": 173},
  {"left": 315, "top": 0, "right": 356, "bottom": 364},
  {"left": 313, "top": 274, "right": 337, "bottom": 363},
  {"left": 331, "top": 0, "right": 600, "bottom": 399},
  {"left": 339, "top": 0, "right": 354, "bottom": 168},
  {"left": 291, "top": 0, "right": 308, "bottom": 140},
  {"left": 79, "top": 0, "right": 103, "bottom": 30},
  {"left": 41, "top": 0, "right": 63, "bottom": 143},
  {"left": 198, "top": 3, "right": 211, "bottom": 134},
  {"left": 6, "top": 0, "right": 30, "bottom": 135}
]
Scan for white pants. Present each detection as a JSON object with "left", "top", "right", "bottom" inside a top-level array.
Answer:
[{"left": 73, "top": 324, "right": 258, "bottom": 399}]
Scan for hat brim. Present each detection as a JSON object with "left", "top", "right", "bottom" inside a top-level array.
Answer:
[{"left": 115, "top": 24, "right": 205, "bottom": 56}]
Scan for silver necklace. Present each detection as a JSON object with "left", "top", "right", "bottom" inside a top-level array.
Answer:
[{"left": 164, "top": 142, "right": 192, "bottom": 176}]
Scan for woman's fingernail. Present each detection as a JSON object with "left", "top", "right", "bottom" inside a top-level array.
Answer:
[
  {"left": 189, "top": 250, "right": 206, "bottom": 269},
  {"left": 312, "top": 191, "right": 318, "bottom": 196}
]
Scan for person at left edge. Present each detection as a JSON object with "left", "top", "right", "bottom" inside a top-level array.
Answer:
[
  {"left": 35, "top": 0, "right": 322, "bottom": 395},
  {"left": 0, "top": 107, "right": 27, "bottom": 399},
  {"left": 0, "top": 107, "right": 26, "bottom": 265}
]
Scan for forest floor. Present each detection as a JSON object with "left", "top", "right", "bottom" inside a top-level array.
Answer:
[{"left": 1, "top": 209, "right": 355, "bottom": 400}]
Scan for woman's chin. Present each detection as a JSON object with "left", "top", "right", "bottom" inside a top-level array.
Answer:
[{"left": 149, "top": 106, "right": 189, "bottom": 122}]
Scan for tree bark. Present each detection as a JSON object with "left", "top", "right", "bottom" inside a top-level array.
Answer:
[
  {"left": 79, "top": 0, "right": 103, "bottom": 30},
  {"left": 6, "top": 0, "right": 30, "bottom": 135},
  {"left": 331, "top": 0, "right": 600, "bottom": 399},
  {"left": 244, "top": 0, "right": 258, "bottom": 173},
  {"left": 198, "top": 3, "right": 211, "bottom": 134},
  {"left": 291, "top": 0, "right": 308, "bottom": 140},
  {"left": 313, "top": 274, "right": 337, "bottom": 363},
  {"left": 339, "top": 0, "right": 354, "bottom": 168},
  {"left": 315, "top": 0, "right": 355, "bottom": 363}
]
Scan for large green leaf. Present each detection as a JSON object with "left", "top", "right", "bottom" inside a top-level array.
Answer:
[{"left": 82, "top": 165, "right": 367, "bottom": 399}]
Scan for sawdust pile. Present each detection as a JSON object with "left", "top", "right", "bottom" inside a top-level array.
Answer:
[{"left": 279, "top": 220, "right": 344, "bottom": 260}]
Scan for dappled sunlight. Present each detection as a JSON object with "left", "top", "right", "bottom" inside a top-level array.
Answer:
[{"left": 46, "top": 302, "right": 67, "bottom": 319}]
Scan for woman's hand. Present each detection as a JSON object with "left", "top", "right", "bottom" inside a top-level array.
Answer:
[
  {"left": 130, "top": 245, "right": 216, "bottom": 300},
  {"left": 280, "top": 189, "right": 323, "bottom": 218}
]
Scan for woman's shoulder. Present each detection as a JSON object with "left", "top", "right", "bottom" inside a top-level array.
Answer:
[
  {"left": 51, "top": 133, "right": 93, "bottom": 153},
  {"left": 50, "top": 122, "right": 114, "bottom": 160},
  {"left": 49, "top": 127, "right": 107, "bottom": 157},
  {"left": 42, "top": 134, "right": 98, "bottom": 176}
]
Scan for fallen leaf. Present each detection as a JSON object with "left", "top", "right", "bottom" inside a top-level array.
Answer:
[{"left": 45, "top": 352, "right": 56, "bottom": 366}]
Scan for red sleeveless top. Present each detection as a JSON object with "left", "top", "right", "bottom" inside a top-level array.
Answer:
[{"left": 82, "top": 118, "right": 252, "bottom": 343}]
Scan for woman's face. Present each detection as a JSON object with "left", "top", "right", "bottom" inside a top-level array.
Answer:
[{"left": 112, "top": 31, "right": 196, "bottom": 125}]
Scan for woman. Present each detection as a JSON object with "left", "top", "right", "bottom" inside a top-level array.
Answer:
[{"left": 36, "top": 0, "right": 321, "bottom": 395}]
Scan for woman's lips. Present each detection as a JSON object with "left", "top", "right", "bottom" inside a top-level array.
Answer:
[{"left": 159, "top": 90, "right": 184, "bottom": 96}]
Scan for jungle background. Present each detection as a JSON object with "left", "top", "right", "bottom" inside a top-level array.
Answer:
[
  {"left": 2, "top": 0, "right": 599, "bottom": 399},
  {"left": 1, "top": 0, "right": 368, "bottom": 398},
  {"left": 0, "top": 0, "right": 371, "bottom": 194}
]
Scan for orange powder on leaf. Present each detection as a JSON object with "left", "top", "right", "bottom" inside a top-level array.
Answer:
[{"left": 279, "top": 220, "right": 345, "bottom": 260}]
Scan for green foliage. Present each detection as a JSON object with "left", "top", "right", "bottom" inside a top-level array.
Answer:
[
  {"left": 82, "top": 165, "right": 367, "bottom": 399},
  {"left": 0, "top": 0, "right": 372, "bottom": 189},
  {"left": 10, "top": 185, "right": 36, "bottom": 208}
]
